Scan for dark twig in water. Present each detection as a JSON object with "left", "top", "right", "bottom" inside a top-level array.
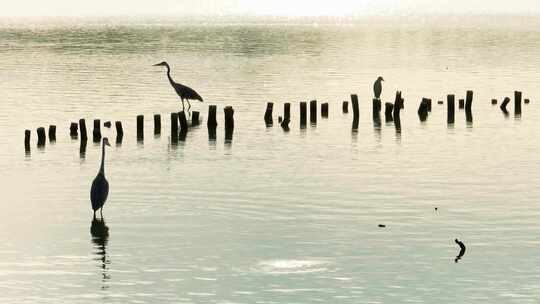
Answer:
[{"left": 454, "top": 238, "right": 466, "bottom": 263}]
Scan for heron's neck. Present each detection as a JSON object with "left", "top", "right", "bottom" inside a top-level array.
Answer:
[
  {"left": 99, "top": 143, "right": 106, "bottom": 174},
  {"left": 166, "top": 65, "right": 174, "bottom": 85}
]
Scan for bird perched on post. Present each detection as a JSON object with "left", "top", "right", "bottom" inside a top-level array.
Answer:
[
  {"left": 153, "top": 61, "right": 203, "bottom": 114},
  {"left": 373, "top": 76, "right": 384, "bottom": 100},
  {"left": 91, "top": 137, "right": 111, "bottom": 219}
]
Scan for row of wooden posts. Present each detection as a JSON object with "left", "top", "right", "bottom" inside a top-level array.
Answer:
[{"left": 24, "top": 106, "right": 235, "bottom": 152}]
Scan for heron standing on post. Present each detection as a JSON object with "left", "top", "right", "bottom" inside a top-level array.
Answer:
[
  {"left": 153, "top": 61, "right": 204, "bottom": 114},
  {"left": 373, "top": 76, "right": 384, "bottom": 100},
  {"left": 91, "top": 137, "right": 111, "bottom": 219}
]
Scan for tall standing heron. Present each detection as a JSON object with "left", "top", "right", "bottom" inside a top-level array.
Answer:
[
  {"left": 373, "top": 76, "right": 384, "bottom": 100},
  {"left": 153, "top": 61, "right": 204, "bottom": 114},
  {"left": 91, "top": 137, "right": 111, "bottom": 219}
]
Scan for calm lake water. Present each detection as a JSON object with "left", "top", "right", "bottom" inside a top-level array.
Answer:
[{"left": 1, "top": 16, "right": 540, "bottom": 303}]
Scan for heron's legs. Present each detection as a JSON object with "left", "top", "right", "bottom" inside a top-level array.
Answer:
[
  {"left": 100, "top": 207, "right": 103, "bottom": 219},
  {"left": 187, "top": 100, "right": 192, "bottom": 118},
  {"left": 180, "top": 98, "right": 186, "bottom": 113},
  {"left": 93, "top": 210, "right": 96, "bottom": 220}
]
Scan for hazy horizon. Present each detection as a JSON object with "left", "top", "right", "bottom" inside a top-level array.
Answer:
[{"left": 2, "top": 0, "right": 540, "bottom": 17}]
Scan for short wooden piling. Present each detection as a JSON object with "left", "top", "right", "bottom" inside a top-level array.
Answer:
[
  {"left": 465, "top": 90, "right": 473, "bottom": 123},
  {"left": 170, "top": 113, "right": 178, "bottom": 140},
  {"left": 426, "top": 98, "right": 432, "bottom": 112},
  {"left": 191, "top": 111, "right": 200, "bottom": 126},
  {"left": 393, "top": 91, "right": 403, "bottom": 130},
  {"left": 79, "top": 119, "right": 88, "bottom": 140},
  {"left": 264, "top": 102, "right": 273, "bottom": 126},
  {"left": 70, "top": 122, "right": 78, "bottom": 137},
  {"left": 25, "top": 130, "right": 31, "bottom": 151},
  {"left": 321, "top": 102, "right": 329, "bottom": 118},
  {"left": 154, "top": 114, "right": 161, "bottom": 135},
  {"left": 384, "top": 102, "right": 394, "bottom": 122},
  {"left": 284, "top": 103, "right": 291, "bottom": 121},
  {"left": 178, "top": 111, "right": 188, "bottom": 132},
  {"left": 300, "top": 102, "right": 307, "bottom": 127},
  {"left": 37, "top": 127, "right": 46, "bottom": 146},
  {"left": 224, "top": 106, "right": 234, "bottom": 141},
  {"left": 278, "top": 116, "right": 283, "bottom": 123},
  {"left": 309, "top": 100, "right": 317, "bottom": 124},
  {"left": 104, "top": 121, "right": 112, "bottom": 128},
  {"left": 515, "top": 91, "right": 522, "bottom": 115},
  {"left": 93, "top": 119, "right": 101, "bottom": 142},
  {"left": 342, "top": 101, "right": 349, "bottom": 113},
  {"left": 500, "top": 97, "right": 510, "bottom": 114},
  {"left": 491, "top": 99, "right": 498, "bottom": 105},
  {"left": 136, "top": 115, "right": 144, "bottom": 140},
  {"left": 80, "top": 138, "right": 87, "bottom": 157},
  {"left": 115, "top": 121, "right": 123, "bottom": 143},
  {"left": 447, "top": 94, "right": 455, "bottom": 124},
  {"left": 437, "top": 100, "right": 443, "bottom": 105},
  {"left": 207, "top": 105, "right": 217, "bottom": 129},
  {"left": 372, "top": 98, "right": 381, "bottom": 118},
  {"left": 458, "top": 99, "right": 465, "bottom": 109},
  {"left": 418, "top": 98, "right": 429, "bottom": 121},
  {"left": 351, "top": 94, "right": 359, "bottom": 129},
  {"left": 524, "top": 98, "right": 530, "bottom": 104},
  {"left": 48, "top": 125, "right": 56, "bottom": 142}
]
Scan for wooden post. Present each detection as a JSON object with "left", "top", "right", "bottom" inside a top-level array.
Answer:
[
  {"left": 224, "top": 106, "right": 234, "bottom": 141},
  {"left": 70, "top": 122, "right": 78, "bottom": 137},
  {"left": 393, "top": 91, "right": 402, "bottom": 131},
  {"left": 458, "top": 99, "right": 465, "bottom": 109},
  {"left": 48, "top": 125, "right": 56, "bottom": 142},
  {"left": 500, "top": 97, "right": 510, "bottom": 114},
  {"left": 264, "top": 102, "right": 273, "bottom": 126},
  {"left": 426, "top": 98, "right": 432, "bottom": 112},
  {"left": 465, "top": 90, "right": 473, "bottom": 123},
  {"left": 93, "top": 119, "right": 101, "bottom": 142},
  {"left": 524, "top": 98, "right": 530, "bottom": 104},
  {"left": 170, "top": 113, "right": 178, "bottom": 141},
  {"left": 79, "top": 119, "right": 88, "bottom": 140},
  {"left": 321, "top": 102, "right": 329, "bottom": 118},
  {"left": 154, "top": 114, "right": 161, "bottom": 135},
  {"left": 418, "top": 98, "right": 429, "bottom": 121},
  {"left": 300, "top": 102, "right": 307, "bottom": 127},
  {"left": 115, "top": 121, "right": 123, "bottom": 143},
  {"left": 178, "top": 111, "right": 188, "bottom": 131},
  {"left": 284, "top": 103, "right": 291, "bottom": 121},
  {"left": 515, "top": 91, "right": 522, "bottom": 115},
  {"left": 25, "top": 130, "right": 31, "bottom": 151},
  {"left": 136, "top": 115, "right": 144, "bottom": 141},
  {"left": 372, "top": 98, "right": 381, "bottom": 118},
  {"left": 384, "top": 102, "right": 394, "bottom": 122},
  {"left": 491, "top": 99, "right": 497, "bottom": 105},
  {"left": 447, "top": 94, "right": 455, "bottom": 124},
  {"left": 351, "top": 94, "right": 359, "bottom": 129},
  {"left": 80, "top": 137, "right": 87, "bottom": 157},
  {"left": 207, "top": 105, "right": 217, "bottom": 141},
  {"left": 104, "top": 121, "right": 112, "bottom": 128},
  {"left": 309, "top": 100, "right": 317, "bottom": 124},
  {"left": 37, "top": 127, "right": 46, "bottom": 146},
  {"left": 191, "top": 111, "right": 200, "bottom": 126},
  {"left": 278, "top": 116, "right": 283, "bottom": 123},
  {"left": 437, "top": 100, "right": 443, "bottom": 105},
  {"left": 342, "top": 101, "right": 349, "bottom": 113}
]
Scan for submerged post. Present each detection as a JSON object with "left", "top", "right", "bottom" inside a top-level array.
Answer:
[
  {"left": 515, "top": 91, "right": 522, "bottom": 115},
  {"left": 104, "top": 121, "right": 112, "bottom": 128},
  {"left": 137, "top": 115, "right": 144, "bottom": 141},
  {"left": 491, "top": 99, "right": 498, "bottom": 105},
  {"left": 154, "top": 114, "right": 161, "bottom": 135},
  {"left": 48, "top": 125, "right": 56, "bottom": 142},
  {"left": 37, "top": 127, "right": 46, "bottom": 146},
  {"left": 264, "top": 102, "right": 273, "bottom": 126},
  {"left": 70, "top": 122, "right": 78, "bottom": 138},
  {"left": 310, "top": 100, "right": 317, "bottom": 124},
  {"left": 393, "top": 91, "right": 403, "bottom": 130},
  {"left": 299, "top": 102, "right": 307, "bottom": 127},
  {"left": 373, "top": 98, "right": 381, "bottom": 118},
  {"left": 224, "top": 106, "right": 234, "bottom": 141},
  {"left": 465, "top": 90, "right": 473, "bottom": 123},
  {"left": 207, "top": 105, "right": 217, "bottom": 141},
  {"left": 93, "top": 119, "right": 101, "bottom": 142},
  {"left": 115, "top": 121, "right": 123, "bottom": 143},
  {"left": 191, "top": 111, "right": 200, "bottom": 126},
  {"left": 447, "top": 94, "right": 455, "bottom": 124},
  {"left": 170, "top": 113, "right": 178, "bottom": 141},
  {"left": 384, "top": 103, "right": 394, "bottom": 122},
  {"left": 25, "top": 130, "right": 31, "bottom": 151},
  {"left": 351, "top": 94, "right": 359, "bottom": 129},
  {"left": 178, "top": 111, "right": 188, "bottom": 132},
  {"left": 343, "top": 101, "right": 349, "bottom": 113},
  {"left": 79, "top": 119, "right": 88, "bottom": 140},
  {"left": 458, "top": 99, "right": 465, "bottom": 109},
  {"left": 284, "top": 103, "right": 291, "bottom": 122},
  {"left": 418, "top": 98, "right": 429, "bottom": 121},
  {"left": 524, "top": 98, "right": 530, "bottom": 104},
  {"left": 500, "top": 97, "right": 510, "bottom": 114},
  {"left": 321, "top": 102, "right": 329, "bottom": 118}
]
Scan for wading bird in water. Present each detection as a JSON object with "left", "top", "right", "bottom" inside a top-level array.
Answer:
[
  {"left": 373, "top": 76, "right": 384, "bottom": 100},
  {"left": 91, "top": 137, "right": 111, "bottom": 219},
  {"left": 153, "top": 61, "right": 204, "bottom": 114}
]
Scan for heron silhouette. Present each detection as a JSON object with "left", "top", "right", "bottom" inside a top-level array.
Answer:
[
  {"left": 154, "top": 61, "right": 203, "bottom": 114},
  {"left": 373, "top": 76, "right": 384, "bottom": 100},
  {"left": 91, "top": 137, "right": 111, "bottom": 219}
]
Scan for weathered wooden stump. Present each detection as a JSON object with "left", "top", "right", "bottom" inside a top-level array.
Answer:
[
  {"left": 524, "top": 98, "right": 530, "bottom": 104},
  {"left": 310, "top": 100, "right": 317, "bottom": 124},
  {"left": 70, "top": 122, "right": 78, "bottom": 137},
  {"left": 384, "top": 102, "right": 394, "bottom": 122},
  {"left": 372, "top": 98, "right": 381, "bottom": 118},
  {"left": 191, "top": 111, "right": 200, "bottom": 126},
  {"left": 25, "top": 130, "right": 31, "bottom": 151},
  {"left": 207, "top": 105, "right": 217, "bottom": 141},
  {"left": 154, "top": 114, "right": 161, "bottom": 134},
  {"left": 321, "top": 102, "right": 329, "bottom": 118},
  {"left": 447, "top": 94, "right": 455, "bottom": 124},
  {"left": 515, "top": 91, "right": 522, "bottom": 115},
  {"left": 300, "top": 102, "right": 307, "bottom": 127},
  {"left": 393, "top": 91, "right": 403, "bottom": 130},
  {"left": 37, "top": 127, "right": 46, "bottom": 146},
  {"left": 93, "top": 119, "right": 101, "bottom": 142},
  {"left": 418, "top": 98, "right": 429, "bottom": 121},
  {"left": 342, "top": 101, "right": 349, "bottom": 113},
  {"left": 278, "top": 116, "right": 283, "bottom": 123},
  {"left": 170, "top": 113, "right": 178, "bottom": 141},
  {"left": 137, "top": 115, "right": 144, "bottom": 141},
  {"left": 465, "top": 90, "right": 473, "bottom": 123},
  {"left": 178, "top": 111, "right": 188, "bottom": 132},
  {"left": 264, "top": 102, "right": 273, "bottom": 126},
  {"left": 79, "top": 119, "right": 88, "bottom": 140},
  {"left": 426, "top": 98, "right": 432, "bottom": 112},
  {"left": 284, "top": 103, "right": 291, "bottom": 122},
  {"left": 104, "top": 121, "right": 112, "bottom": 128},
  {"left": 491, "top": 99, "right": 497, "bottom": 105},
  {"left": 224, "top": 106, "right": 234, "bottom": 141},
  {"left": 80, "top": 137, "right": 87, "bottom": 156},
  {"left": 48, "top": 125, "right": 56, "bottom": 142},
  {"left": 458, "top": 99, "right": 465, "bottom": 109},
  {"left": 437, "top": 100, "right": 443, "bottom": 105},
  {"left": 500, "top": 97, "right": 510, "bottom": 114},
  {"left": 115, "top": 121, "right": 123, "bottom": 143},
  {"left": 351, "top": 94, "right": 359, "bottom": 129}
]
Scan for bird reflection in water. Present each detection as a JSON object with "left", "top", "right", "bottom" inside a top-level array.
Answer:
[{"left": 91, "top": 217, "right": 111, "bottom": 289}]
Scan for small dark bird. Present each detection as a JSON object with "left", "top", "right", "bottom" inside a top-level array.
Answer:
[
  {"left": 154, "top": 61, "right": 203, "bottom": 113},
  {"left": 454, "top": 238, "right": 466, "bottom": 263},
  {"left": 373, "top": 76, "right": 384, "bottom": 100},
  {"left": 378, "top": 224, "right": 386, "bottom": 228},
  {"left": 91, "top": 137, "right": 111, "bottom": 219}
]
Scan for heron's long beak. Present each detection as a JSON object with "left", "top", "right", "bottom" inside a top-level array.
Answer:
[
  {"left": 381, "top": 78, "right": 385, "bottom": 81},
  {"left": 153, "top": 63, "right": 162, "bottom": 66}
]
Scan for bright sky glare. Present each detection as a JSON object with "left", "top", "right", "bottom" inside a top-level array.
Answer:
[{"left": 2, "top": 0, "right": 539, "bottom": 17}]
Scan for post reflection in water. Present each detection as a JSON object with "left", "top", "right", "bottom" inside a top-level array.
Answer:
[{"left": 90, "top": 217, "right": 111, "bottom": 290}]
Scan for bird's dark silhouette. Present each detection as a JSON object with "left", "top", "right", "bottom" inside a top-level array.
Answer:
[
  {"left": 454, "top": 238, "right": 466, "bottom": 263},
  {"left": 154, "top": 61, "right": 203, "bottom": 114},
  {"left": 373, "top": 76, "right": 384, "bottom": 100},
  {"left": 91, "top": 137, "right": 110, "bottom": 219}
]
